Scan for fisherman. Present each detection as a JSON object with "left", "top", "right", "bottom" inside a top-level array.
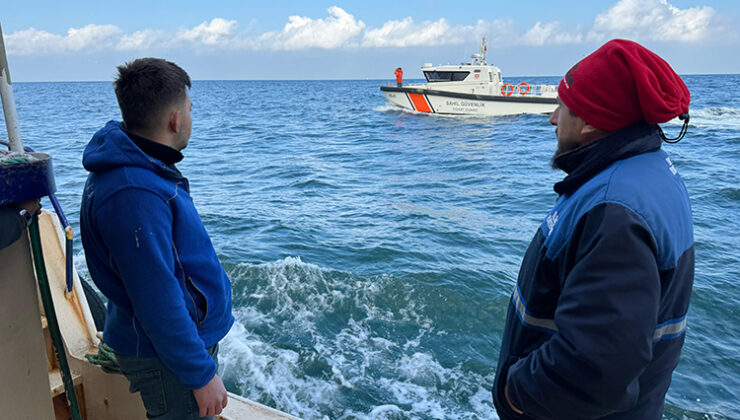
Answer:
[
  {"left": 80, "top": 58, "right": 234, "bottom": 420},
  {"left": 492, "top": 39, "right": 694, "bottom": 419},
  {"left": 395, "top": 67, "right": 403, "bottom": 87}
]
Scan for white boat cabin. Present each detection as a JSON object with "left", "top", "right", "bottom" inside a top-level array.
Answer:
[{"left": 418, "top": 63, "right": 504, "bottom": 96}]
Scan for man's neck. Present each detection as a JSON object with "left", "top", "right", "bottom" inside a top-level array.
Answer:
[{"left": 126, "top": 127, "right": 177, "bottom": 150}]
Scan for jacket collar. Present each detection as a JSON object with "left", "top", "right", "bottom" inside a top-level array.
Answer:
[
  {"left": 123, "top": 126, "right": 183, "bottom": 166},
  {"left": 553, "top": 122, "right": 662, "bottom": 196}
]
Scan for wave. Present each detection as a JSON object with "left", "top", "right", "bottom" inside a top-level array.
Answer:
[
  {"left": 377, "top": 104, "right": 740, "bottom": 130},
  {"left": 665, "top": 106, "right": 740, "bottom": 130},
  {"left": 220, "top": 256, "right": 497, "bottom": 419},
  {"left": 372, "top": 104, "right": 523, "bottom": 123},
  {"left": 373, "top": 104, "right": 408, "bottom": 114}
]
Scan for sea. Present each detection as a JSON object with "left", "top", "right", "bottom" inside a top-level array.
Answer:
[{"left": 3, "top": 75, "right": 739, "bottom": 420}]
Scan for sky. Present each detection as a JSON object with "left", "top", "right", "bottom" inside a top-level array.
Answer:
[{"left": 2, "top": 0, "right": 738, "bottom": 81}]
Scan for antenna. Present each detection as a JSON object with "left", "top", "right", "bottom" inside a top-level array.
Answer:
[
  {"left": 471, "top": 37, "right": 487, "bottom": 65},
  {"left": 481, "top": 36, "right": 487, "bottom": 65}
]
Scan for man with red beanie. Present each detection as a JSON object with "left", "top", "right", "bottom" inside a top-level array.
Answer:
[{"left": 492, "top": 39, "right": 694, "bottom": 420}]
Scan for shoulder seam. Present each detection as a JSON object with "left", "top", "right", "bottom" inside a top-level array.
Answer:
[
  {"left": 549, "top": 200, "right": 657, "bottom": 261},
  {"left": 92, "top": 185, "right": 171, "bottom": 222},
  {"left": 603, "top": 160, "right": 623, "bottom": 202}
]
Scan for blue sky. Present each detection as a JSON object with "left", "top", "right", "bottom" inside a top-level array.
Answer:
[{"left": 2, "top": 0, "right": 738, "bottom": 81}]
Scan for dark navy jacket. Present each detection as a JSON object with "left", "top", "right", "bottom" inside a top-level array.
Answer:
[
  {"left": 80, "top": 121, "right": 234, "bottom": 389},
  {"left": 493, "top": 123, "right": 694, "bottom": 420}
]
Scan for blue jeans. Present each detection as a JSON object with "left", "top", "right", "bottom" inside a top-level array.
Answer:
[{"left": 117, "top": 344, "right": 219, "bottom": 420}]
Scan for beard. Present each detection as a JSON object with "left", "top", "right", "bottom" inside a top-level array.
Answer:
[{"left": 550, "top": 138, "right": 582, "bottom": 170}]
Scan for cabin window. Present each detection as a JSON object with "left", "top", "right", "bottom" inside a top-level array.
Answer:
[{"left": 424, "top": 71, "right": 470, "bottom": 82}]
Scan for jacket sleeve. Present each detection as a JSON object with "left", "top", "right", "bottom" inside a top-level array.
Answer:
[
  {"left": 96, "top": 187, "right": 217, "bottom": 389},
  {"left": 506, "top": 202, "right": 660, "bottom": 419}
]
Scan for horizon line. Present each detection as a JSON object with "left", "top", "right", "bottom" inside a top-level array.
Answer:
[{"left": 12, "top": 72, "right": 738, "bottom": 83}]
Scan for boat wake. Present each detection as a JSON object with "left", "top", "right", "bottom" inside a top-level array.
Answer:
[
  {"left": 666, "top": 106, "right": 740, "bottom": 131},
  {"left": 373, "top": 104, "right": 525, "bottom": 123},
  {"left": 220, "top": 256, "right": 497, "bottom": 419}
]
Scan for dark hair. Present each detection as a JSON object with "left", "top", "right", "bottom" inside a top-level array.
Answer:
[{"left": 114, "top": 58, "right": 191, "bottom": 131}]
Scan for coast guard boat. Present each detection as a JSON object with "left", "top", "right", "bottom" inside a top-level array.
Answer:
[{"left": 380, "top": 38, "right": 558, "bottom": 116}]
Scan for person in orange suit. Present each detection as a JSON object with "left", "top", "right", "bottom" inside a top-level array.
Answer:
[{"left": 394, "top": 67, "right": 403, "bottom": 87}]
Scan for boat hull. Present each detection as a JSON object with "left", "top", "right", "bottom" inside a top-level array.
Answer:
[{"left": 380, "top": 86, "right": 557, "bottom": 116}]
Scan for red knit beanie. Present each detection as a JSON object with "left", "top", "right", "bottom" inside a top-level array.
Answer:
[{"left": 558, "top": 39, "right": 690, "bottom": 132}]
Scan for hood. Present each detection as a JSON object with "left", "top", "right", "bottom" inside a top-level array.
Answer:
[{"left": 82, "top": 120, "right": 177, "bottom": 176}]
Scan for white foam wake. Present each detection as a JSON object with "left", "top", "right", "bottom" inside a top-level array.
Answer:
[
  {"left": 372, "top": 104, "right": 524, "bottom": 124},
  {"left": 666, "top": 107, "right": 740, "bottom": 130},
  {"left": 219, "top": 256, "right": 497, "bottom": 419}
]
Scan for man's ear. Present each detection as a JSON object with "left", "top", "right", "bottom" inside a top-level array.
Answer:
[
  {"left": 580, "top": 122, "right": 611, "bottom": 142},
  {"left": 168, "top": 109, "right": 181, "bottom": 134},
  {"left": 581, "top": 123, "right": 599, "bottom": 137}
]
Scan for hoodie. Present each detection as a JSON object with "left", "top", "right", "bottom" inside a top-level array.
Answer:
[{"left": 80, "top": 121, "right": 234, "bottom": 389}]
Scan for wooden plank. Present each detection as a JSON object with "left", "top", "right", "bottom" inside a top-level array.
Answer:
[
  {"left": 219, "top": 393, "right": 302, "bottom": 420},
  {"left": 0, "top": 233, "right": 56, "bottom": 420},
  {"left": 49, "top": 368, "right": 83, "bottom": 397},
  {"left": 53, "top": 383, "right": 87, "bottom": 420}
]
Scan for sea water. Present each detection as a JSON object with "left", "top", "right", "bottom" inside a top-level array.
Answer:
[{"left": 4, "top": 75, "right": 739, "bottom": 419}]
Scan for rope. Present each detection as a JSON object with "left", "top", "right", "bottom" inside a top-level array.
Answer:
[{"left": 29, "top": 216, "right": 83, "bottom": 420}]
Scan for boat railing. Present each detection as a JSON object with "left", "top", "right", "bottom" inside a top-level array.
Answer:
[
  {"left": 385, "top": 81, "right": 426, "bottom": 88},
  {"left": 383, "top": 81, "right": 558, "bottom": 97},
  {"left": 506, "top": 83, "right": 558, "bottom": 98}
]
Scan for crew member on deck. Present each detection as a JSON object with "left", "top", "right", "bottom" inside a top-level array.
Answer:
[
  {"left": 492, "top": 39, "right": 694, "bottom": 420},
  {"left": 395, "top": 67, "right": 403, "bottom": 87},
  {"left": 80, "top": 58, "right": 234, "bottom": 420}
]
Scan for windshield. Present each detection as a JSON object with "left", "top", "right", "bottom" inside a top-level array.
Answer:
[{"left": 423, "top": 71, "right": 470, "bottom": 82}]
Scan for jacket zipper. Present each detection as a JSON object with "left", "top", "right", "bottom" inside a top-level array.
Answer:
[
  {"left": 172, "top": 242, "right": 208, "bottom": 329},
  {"left": 187, "top": 276, "right": 209, "bottom": 326}
]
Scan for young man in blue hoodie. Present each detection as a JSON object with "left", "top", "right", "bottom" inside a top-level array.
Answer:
[{"left": 80, "top": 58, "right": 234, "bottom": 419}]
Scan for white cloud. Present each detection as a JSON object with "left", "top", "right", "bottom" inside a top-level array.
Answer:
[
  {"left": 255, "top": 6, "right": 365, "bottom": 50},
  {"left": 64, "top": 24, "right": 121, "bottom": 51},
  {"left": 3, "top": 2, "right": 731, "bottom": 57},
  {"left": 118, "top": 29, "right": 169, "bottom": 51},
  {"left": 118, "top": 19, "right": 238, "bottom": 51},
  {"left": 5, "top": 28, "right": 60, "bottom": 55},
  {"left": 483, "top": 19, "right": 518, "bottom": 45},
  {"left": 177, "top": 18, "right": 237, "bottom": 46},
  {"left": 588, "top": 0, "right": 715, "bottom": 42},
  {"left": 6, "top": 24, "right": 120, "bottom": 55},
  {"left": 521, "top": 21, "right": 583, "bottom": 46},
  {"left": 362, "top": 17, "right": 458, "bottom": 47}
]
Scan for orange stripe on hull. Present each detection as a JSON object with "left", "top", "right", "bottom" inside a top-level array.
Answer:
[{"left": 408, "top": 93, "right": 432, "bottom": 113}]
